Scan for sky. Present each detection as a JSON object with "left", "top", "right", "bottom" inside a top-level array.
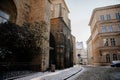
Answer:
[{"left": 65, "top": 0, "right": 120, "bottom": 48}]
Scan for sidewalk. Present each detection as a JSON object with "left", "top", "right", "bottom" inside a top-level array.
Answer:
[{"left": 15, "top": 65, "right": 82, "bottom": 80}]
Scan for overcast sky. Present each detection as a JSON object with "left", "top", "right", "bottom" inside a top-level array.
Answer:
[{"left": 65, "top": 0, "right": 119, "bottom": 48}]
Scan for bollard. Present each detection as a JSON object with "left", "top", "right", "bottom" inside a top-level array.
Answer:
[{"left": 51, "top": 64, "right": 55, "bottom": 72}]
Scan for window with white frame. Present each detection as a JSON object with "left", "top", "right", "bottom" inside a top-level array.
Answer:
[
  {"left": 108, "top": 25, "right": 113, "bottom": 32},
  {"left": 106, "top": 14, "right": 111, "bottom": 20},
  {"left": 0, "top": 10, "right": 9, "bottom": 23},
  {"left": 103, "top": 38, "right": 109, "bottom": 46},
  {"left": 116, "top": 13, "right": 120, "bottom": 19},
  {"left": 100, "top": 15, "right": 104, "bottom": 21},
  {"left": 102, "top": 26, "right": 106, "bottom": 32},
  {"left": 118, "top": 24, "right": 120, "bottom": 31},
  {"left": 110, "top": 38, "right": 116, "bottom": 46}
]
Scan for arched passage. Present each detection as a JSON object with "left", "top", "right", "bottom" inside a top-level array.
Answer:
[
  {"left": 49, "top": 33, "right": 56, "bottom": 67},
  {"left": 0, "top": 0, "right": 17, "bottom": 70},
  {"left": 0, "top": 0, "right": 17, "bottom": 23}
]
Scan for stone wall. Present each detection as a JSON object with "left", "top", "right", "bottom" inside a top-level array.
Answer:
[
  {"left": 50, "top": 17, "right": 73, "bottom": 69},
  {"left": 0, "top": 0, "right": 51, "bottom": 71}
]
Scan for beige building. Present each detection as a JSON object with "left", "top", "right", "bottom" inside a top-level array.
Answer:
[
  {"left": 87, "top": 4, "right": 120, "bottom": 66},
  {"left": 87, "top": 36, "right": 93, "bottom": 65}
]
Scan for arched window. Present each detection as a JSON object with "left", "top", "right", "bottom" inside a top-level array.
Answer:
[
  {"left": 106, "top": 54, "right": 110, "bottom": 63},
  {"left": 0, "top": 10, "right": 9, "bottom": 23},
  {"left": 113, "top": 54, "right": 117, "bottom": 60}
]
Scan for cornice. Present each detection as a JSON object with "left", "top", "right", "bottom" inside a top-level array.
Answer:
[{"left": 89, "top": 4, "right": 120, "bottom": 26}]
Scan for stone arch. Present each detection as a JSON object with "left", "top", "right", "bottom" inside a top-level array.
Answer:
[{"left": 0, "top": 0, "right": 17, "bottom": 23}]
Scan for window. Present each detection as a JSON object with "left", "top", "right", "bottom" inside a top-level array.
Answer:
[
  {"left": 103, "top": 39, "right": 108, "bottom": 46},
  {"left": 113, "top": 54, "right": 118, "bottom": 60},
  {"left": 108, "top": 25, "right": 113, "bottom": 32},
  {"left": 102, "top": 26, "right": 106, "bottom": 32},
  {"left": 106, "top": 14, "right": 111, "bottom": 20},
  {"left": 106, "top": 54, "right": 110, "bottom": 63},
  {"left": 118, "top": 24, "right": 120, "bottom": 31},
  {"left": 110, "top": 38, "right": 116, "bottom": 46},
  {"left": 116, "top": 13, "right": 120, "bottom": 19},
  {"left": 100, "top": 15, "right": 104, "bottom": 21},
  {"left": 0, "top": 10, "right": 9, "bottom": 23}
]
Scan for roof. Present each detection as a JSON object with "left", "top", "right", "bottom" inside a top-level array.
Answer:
[{"left": 89, "top": 4, "right": 120, "bottom": 26}]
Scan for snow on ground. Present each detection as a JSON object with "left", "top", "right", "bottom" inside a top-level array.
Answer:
[{"left": 15, "top": 65, "right": 82, "bottom": 80}]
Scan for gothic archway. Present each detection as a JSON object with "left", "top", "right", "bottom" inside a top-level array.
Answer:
[
  {"left": 0, "top": 0, "right": 17, "bottom": 23},
  {"left": 49, "top": 33, "right": 56, "bottom": 67},
  {"left": 0, "top": 0, "right": 18, "bottom": 71}
]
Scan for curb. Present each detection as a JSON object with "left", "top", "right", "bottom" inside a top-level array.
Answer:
[{"left": 64, "top": 68, "right": 83, "bottom": 80}]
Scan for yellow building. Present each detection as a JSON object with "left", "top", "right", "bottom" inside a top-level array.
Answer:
[{"left": 87, "top": 4, "right": 120, "bottom": 66}]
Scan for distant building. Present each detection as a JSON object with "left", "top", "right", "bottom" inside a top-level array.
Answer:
[
  {"left": 76, "top": 42, "right": 88, "bottom": 65},
  {"left": 87, "top": 4, "right": 120, "bottom": 66}
]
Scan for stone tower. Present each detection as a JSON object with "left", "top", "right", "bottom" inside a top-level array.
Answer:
[{"left": 50, "top": 0, "right": 73, "bottom": 69}]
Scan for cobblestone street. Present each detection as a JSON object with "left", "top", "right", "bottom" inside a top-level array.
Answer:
[{"left": 72, "top": 66, "right": 120, "bottom": 80}]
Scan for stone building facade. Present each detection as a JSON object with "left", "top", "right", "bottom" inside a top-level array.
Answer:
[
  {"left": 72, "top": 35, "right": 76, "bottom": 65},
  {"left": 0, "top": 0, "right": 73, "bottom": 71},
  {"left": 50, "top": 0, "right": 73, "bottom": 69},
  {"left": 0, "top": 0, "right": 51, "bottom": 71},
  {"left": 87, "top": 4, "right": 120, "bottom": 66}
]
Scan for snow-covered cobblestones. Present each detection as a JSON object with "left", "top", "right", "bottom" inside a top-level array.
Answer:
[{"left": 75, "top": 65, "right": 120, "bottom": 80}]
